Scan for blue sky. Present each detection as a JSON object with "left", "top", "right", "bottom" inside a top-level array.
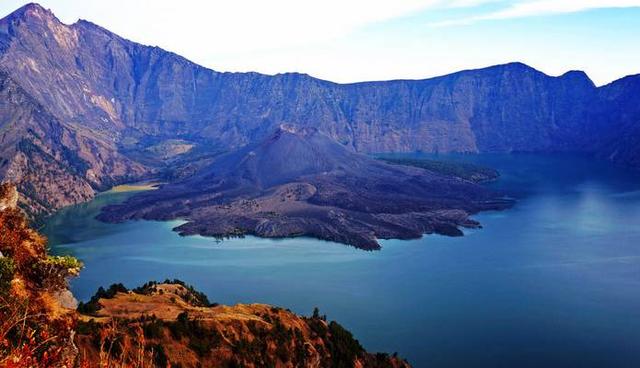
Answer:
[{"left": 1, "top": 0, "right": 639, "bottom": 85}]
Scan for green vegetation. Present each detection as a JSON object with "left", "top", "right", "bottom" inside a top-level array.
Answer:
[
  {"left": 232, "top": 313, "right": 307, "bottom": 366},
  {"left": 327, "top": 320, "right": 365, "bottom": 367},
  {"left": 73, "top": 290, "right": 407, "bottom": 367},
  {"left": 77, "top": 283, "right": 128, "bottom": 315},
  {"left": 378, "top": 157, "right": 499, "bottom": 183},
  {"left": 312, "top": 306, "right": 327, "bottom": 321},
  {"left": 60, "top": 145, "right": 91, "bottom": 175},
  {"left": 145, "top": 139, "right": 195, "bottom": 160},
  {"left": 76, "top": 319, "right": 100, "bottom": 336},
  {"left": 0, "top": 257, "right": 15, "bottom": 295},
  {"left": 168, "top": 312, "right": 222, "bottom": 357},
  {"left": 40, "top": 255, "right": 82, "bottom": 270},
  {"left": 142, "top": 318, "right": 165, "bottom": 339},
  {"left": 132, "top": 279, "right": 215, "bottom": 307},
  {"left": 31, "top": 255, "right": 82, "bottom": 290},
  {"left": 305, "top": 307, "right": 369, "bottom": 367}
]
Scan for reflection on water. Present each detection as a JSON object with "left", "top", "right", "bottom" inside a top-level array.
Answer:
[{"left": 44, "top": 154, "right": 640, "bottom": 368}]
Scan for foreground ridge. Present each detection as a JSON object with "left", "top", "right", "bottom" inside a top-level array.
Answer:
[{"left": 75, "top": 280, "right": 411, "bottom": 368}]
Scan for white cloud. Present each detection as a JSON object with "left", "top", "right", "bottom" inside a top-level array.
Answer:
[
  {"left": 445, "top": 0, "right": 505, "bottom": 7},
  {"left": 432, "top": 0, "right": 640, "bottom": 26},
  {"left": 486, "top": 0, "right": 640, "bottom": 18}
]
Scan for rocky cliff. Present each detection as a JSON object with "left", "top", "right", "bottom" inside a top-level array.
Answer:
[{"left": 0, "top": 3, "right": 639, "bottom": 214}]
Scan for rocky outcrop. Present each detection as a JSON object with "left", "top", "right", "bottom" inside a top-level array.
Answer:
[{"left": 0, "top": 184, "right": 17, "bottom": 210}]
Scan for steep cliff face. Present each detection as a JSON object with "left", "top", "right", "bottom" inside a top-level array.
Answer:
[
  {"left": 0, "top": 5, "right": 604, "bottom": 155},
  {"left": 0, "top": 70, "right": 148, "bottom": 215},
  {"left": 590, "top": 75, "right": 640, "bottom": 167},
  {"left": 0, "top": 3, "right": 638, "bottom": 214},
  {"left": 0, "top": 70, "right": 95, "bottom": 215},
  {"left": 0, "top": 5, "right": 153, "bottom": 215}
]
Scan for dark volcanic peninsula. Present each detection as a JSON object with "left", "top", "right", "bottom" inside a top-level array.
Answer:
[{"left": 98, "top": 125, "right": 512, "bottom": 249}]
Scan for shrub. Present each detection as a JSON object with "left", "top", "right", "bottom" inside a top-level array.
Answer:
[
  {"left": 328, "top": 321, "right": 364, "bottom": 368},
  {"left": 149, "top": 343, "right": 168, "bottom": 367},
  {"left": 0, "top": 257, "right": 15, "bottom": 295},
  {"left": 142, "top": 318, "right": 165, "bottom": 339},
  {"left": 31, "top": 255, "right": 82, "bottom": 290},
  {"left": 133, "top": 279, "right": 214, "bottom": 307},
  {"left": 77, "top": 283, "right": 128, "bottom": 315},
  {"left": 167, "top": 312, "right": 221, "bottom": 357}
]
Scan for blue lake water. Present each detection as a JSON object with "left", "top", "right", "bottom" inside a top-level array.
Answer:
[{"left": 43, "top": 154, "right": 640, "bottom": 368}]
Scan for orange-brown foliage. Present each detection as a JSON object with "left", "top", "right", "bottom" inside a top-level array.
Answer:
[{"left": 0, "top": 185, "right": 77, "bottom": 367}]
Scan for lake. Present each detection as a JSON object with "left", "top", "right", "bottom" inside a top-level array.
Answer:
[{"left": 43, "top": 154, "right": 640, "bottom": 368}]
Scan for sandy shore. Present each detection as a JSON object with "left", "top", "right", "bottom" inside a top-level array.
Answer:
[{"left": 107, "top": 183, "right": 162, "bottom": 193}]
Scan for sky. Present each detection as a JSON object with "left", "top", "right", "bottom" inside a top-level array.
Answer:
[{"left": 1, "top": 0, "right": 639, "bottom": 86}]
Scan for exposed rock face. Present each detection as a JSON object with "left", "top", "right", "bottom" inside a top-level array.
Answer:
[
  {"left": 590, "top": 75, "right": 640, "bottom": 167},
  {"left": 0, "top": 69, "right": 148, "bottom": 216},
  {"left": 0, "top": 4, "right": 153, "bottom": 215},
  {"left": 99, "top": 126, "right": 512, "bottom": 249},
  {"left": 0, "top": 184, "right": 17, "bottom": 210},
  {"left": 0, "top": 3, "right": 639, "bottom": 214}
]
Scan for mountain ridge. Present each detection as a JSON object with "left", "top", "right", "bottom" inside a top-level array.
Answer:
[{"left": 0, "top": 3, "right": 639, "bottom": 215}]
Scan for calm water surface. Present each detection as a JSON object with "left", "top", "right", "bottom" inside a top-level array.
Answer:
[{"left": 44, "top": 154, "right": 640, "bottom": 368}]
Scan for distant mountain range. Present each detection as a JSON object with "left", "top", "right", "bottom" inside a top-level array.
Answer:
[{"left": 1, "top": 3, "right": 639, "bottom": 214}]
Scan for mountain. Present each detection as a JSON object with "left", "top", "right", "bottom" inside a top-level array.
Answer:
[
  {"left": 0, "top": 184, "right": 411, "bottom": 367},
  {"left": 591, "top": 75, "right": 640, "bottom": 167},
  {"left": 0, "top": 3, "right": 639, "bottom": 214},
  {"left": 98, "top": 125, "right": 511, "bottom": 249},
  {"left": 0, "top": 69, "right": 147, "bottom": 215}
]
